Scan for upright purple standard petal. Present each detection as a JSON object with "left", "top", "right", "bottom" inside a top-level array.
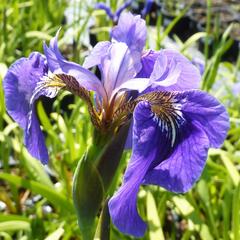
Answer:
[
  {"left": 83, "top": 41, "right": 111, "bottom": 69},
  {"left": 100, "top": 42, "right": 143, "bottom": 98},
  {"left": 111, "top": 12, "right": 147, "bottom": 52},
  {"left": 109, "top": 90, "right": 229, "bottom": 237},
  {"left": 3, "top": 52, "right": 49, "bottom": 163}
]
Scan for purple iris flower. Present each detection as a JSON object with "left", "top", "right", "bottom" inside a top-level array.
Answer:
[
  {"left": 104, "top": 13, "right": 228, "bottom": 237},
  {"left": 3, "top": 32, "right": 104, "bottom": 164},
  {"left": 95, "top": 0, "right": 134, "bottom": 22},
  {"left": 83, "top": 13, "right": 229, "bottom": 238},
  {"left": 141, "top": 0, "right": 154, "bottom": 17},
  {"left": 4, "top": 11, "right": 229, "bottom": 238}
]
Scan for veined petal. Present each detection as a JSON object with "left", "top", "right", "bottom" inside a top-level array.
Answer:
[
  {"left": 109, "top": 101, "right": 160, "bottom": 237},
  {"left": 144, "top": 50, "right": 201, "bottom": 91},
  {"left": 3, "top": 52, "right": 49, "bottom": 163},
  {"left": 101, "top": 42, "right": 142, "bottom": 98},
  {"left": 111, "top": 12, "right": 146, "bottom": 52},
  {"left": 136, "top": 50, "right": 162, "bottom": 78},
  {"left": 43, "top": 32, "right": 106, "bottom": 98},
  {"left": 141, "top": 90, "right": 229, "bottom": 192},
  {"left": 110, "top": 90, "right": 229, "bottom": 236},
  {"left": 152, "top": 50, "right": 201, "bottom": 90},
  {"left": 25, "top": 110, "right": 48, "bottom": 164},
  {"left": 111, "top": 78, "right": 149, "bottom": 99},
  {"left": 83, "top": 41, "right": 111, "bottom": 69}
]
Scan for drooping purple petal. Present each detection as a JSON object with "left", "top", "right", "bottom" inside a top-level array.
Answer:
[
  {"left": 43, "top": 32, "right": 106, "bottom": 99},
  {"left": 143, "top": 121, "right": 210, "bottom": 193},
  {"left": 111, "top": 12, "right": 147, "bottom": 52},
  {"left": 110, "top": 90, "right": 229, "bottom": 236},
  {"left": 3, "top": 52, "right": 49, "bottom": 163},
  {"left": 100, "top": 42, "right": 142, "bottom": 98},
  {"left": 83, "top": 41, "right": 111, "bottom": 69},
  {"left": 143, "top": 90, "right": 229, "bottom": 192},
  {"left": 24, "top": 110, "right": 49, "bottom": 164},
  {"left": 109, "top": 101, "right": 162, "bottom": 237}
]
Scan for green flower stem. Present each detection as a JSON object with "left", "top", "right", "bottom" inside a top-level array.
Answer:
[
  {"left": 100, "top": 198, "right": 110, "bottom": 240},
  {"left": 72, "top": 124, "right": 130, "bottom": 240}
]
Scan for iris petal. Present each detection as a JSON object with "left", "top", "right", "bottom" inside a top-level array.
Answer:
[
  {"left": 137, "top": 50, "right": 164, "bottom": 78},
  {"left": 109, "top": 101, "right": 158, "bottom": 237},
  {"left": 3, "top": 52, "right": 49, "bottom": 163},
  {"left": 138, "top": 50, "right": 201, "bottom": 91},
  {"left": 111, "top": 12, "right": 146, "bottom": 52},
  {"left": 83, "top": 41, "right": 111, "bottom": 69},
  {"left": 100, "top": 42, "right": 142, "bottom": 98},
  {"left": 150, "top": 50, "right": 201, "bottom": 90},
  {"left": 43, "top": 32, "right": 106, "bottom": 98},
  {"left": 110, "top": 90, "right": 229, "bottom": 236},
  {"left": 142, "top": 90, "right": 229, "bottom": 192}
]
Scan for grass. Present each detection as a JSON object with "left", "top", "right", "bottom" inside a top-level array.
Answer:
[{"left": 0, "top": 0, "right": 240, "bottom": 239}]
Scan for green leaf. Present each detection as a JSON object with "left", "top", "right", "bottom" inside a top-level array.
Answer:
[
  {"left": 146, "top": 191, "right": 164, "bottom": 240},
  {"left": 159, "top": 6, "right": 190, "bottom": 45},
  {"left": 21, "top": 148, "right": 54, "bottom": 187},
  {"left": 181, "top": 32, "right": 207, "bottom": 53},
  {"left": 0, "top": 232, "right": 11, "bottom": 240},
  {"left": 25, "top": 31, "right": 52, "bottom": 41},
  {"left": 44, "top": 227, "right": 65, "bottom": 240},
  {"left": 232, "top": 183, "right": 240, "bottom": 240},
  {"left": 0, "top": 173, "right": 74, "bottom": 214},
  {"left": 199, "top": 224, "right": 214, "bottom": 240},
  {"left": 220, "top": 151, "right": 240, "bottom": 186},
  {"left": 172, "top": 196, "right": 194, "bottom": 216},
  {"left": 0, "top": 221, "right": 30, "bottom": 232},
  {"left": 0, "top": 215, "right": 30, "bottom": 222}
]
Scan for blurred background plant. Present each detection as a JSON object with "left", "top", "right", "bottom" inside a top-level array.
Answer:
[{"left": 0, "top": 0, "right": 239, "bottom": 239}]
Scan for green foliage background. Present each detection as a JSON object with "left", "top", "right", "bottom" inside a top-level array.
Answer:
[{"left": 0, "top": 0, "right": 239, "bottom": 239}]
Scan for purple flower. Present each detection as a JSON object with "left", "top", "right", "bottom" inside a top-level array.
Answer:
[
  {"left": 3, "top": 11, "right": 229, "bottom": 238},
  {"left": 3, "top": 32, "right": 103, "bottom": 164},
  {"left": 104, "top": 13, "right": 229, "bottom": 237},
  {"left": 95, "top": 0, "right": 134, "bottom": 22},
  {"left": 141, "top": 0, "right": 154, "bottom": 17}
]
